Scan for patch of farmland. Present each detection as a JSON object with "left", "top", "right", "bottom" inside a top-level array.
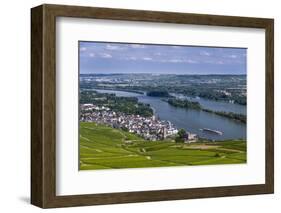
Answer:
[{"left": 79, "top": 122, "right": 246, "bottom": 170}]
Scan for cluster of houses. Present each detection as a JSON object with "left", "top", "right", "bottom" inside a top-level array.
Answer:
[{"left": 80, "top": 103, "right": 197, "bottom": 142}]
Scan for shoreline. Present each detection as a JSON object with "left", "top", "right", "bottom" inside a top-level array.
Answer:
[{"left": 81, "top": 88, "right": 246, "bottom": 140}]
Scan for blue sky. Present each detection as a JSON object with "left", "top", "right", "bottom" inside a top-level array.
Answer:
[{"left": 79, "top": 41, "right": 246, "bottom": 75}]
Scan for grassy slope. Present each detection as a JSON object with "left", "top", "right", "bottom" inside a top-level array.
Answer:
[{"left": 79, "top": 122, "right": 246, "bottom": 170}]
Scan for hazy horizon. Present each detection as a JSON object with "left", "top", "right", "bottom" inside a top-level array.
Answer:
[{"left": 79, "top": 41, "right": 247, "bottom": 75}]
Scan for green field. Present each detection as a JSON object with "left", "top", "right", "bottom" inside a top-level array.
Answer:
[{"left": 79, "top": 122, "right": 246, "bottom": 170}]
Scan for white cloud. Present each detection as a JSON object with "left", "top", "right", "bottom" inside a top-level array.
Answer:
[
  {"left": 223, "top": 54, "right": 238, "bottom": 59},
  {"left": 89, "top": 53, "right": 95, "bottom": 57},
  {"left": 100, "top": 53, "right": 112, "bottom": 58},
  {"left": 205, "top": 60, "right": 225, "bottom": 65},
  {"left": 154, "top": 52, "right": 163, "bottom": 56},
  {"left": 143, "top": 57, "right": 152, "bottom": 61},
  {"left": 130, "top": 44, "right": 146, "bottom": 49},
  {"left": 80, "top": 47, "right": 87, "bottom": 51},
  {"left": 216, "top": 60, "right": 225, "bottom": 65},
  {"left": 160, "top": 58, "right": 198, "bottom": 64},
  {"left": 186, "top": 59, "right": 198, "bottom": 64},
  {"left": 105, "top": 44, "right": 123, "bottom": 50},
  {"left": 123, "top": 56, "right": 137, "bottom": 61},
  {"left": 169, "top": 59, "right": 182, "bottom": 63},
  {"left": 200, "top": 51, "right": 211, "bottom": 56}
]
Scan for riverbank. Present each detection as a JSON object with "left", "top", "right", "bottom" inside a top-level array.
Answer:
[
  {"left": 91, "top": 89, "right": 246, "bottom": 140},
  {"left": 91, "top": 87, "right": 246, "bottom": 114}
]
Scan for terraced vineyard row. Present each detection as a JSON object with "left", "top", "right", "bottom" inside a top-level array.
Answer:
[{"left": 79, "top": 122, "right": 246, "bottom": 170}]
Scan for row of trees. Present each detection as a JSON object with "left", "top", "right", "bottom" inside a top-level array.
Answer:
[
  {"left": 166, "top": 98, "right": 202, "bottom": 110},
  {"left": 202, "top": 109, "right": 246, "bottom": 123},
  {"left": 146, "top": 91, "right": 170, "bottom": 97}
]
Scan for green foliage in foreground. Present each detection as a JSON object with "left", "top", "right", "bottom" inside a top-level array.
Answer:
[{"left": 79, "top": 122, "right": 246, "bottom": 170}]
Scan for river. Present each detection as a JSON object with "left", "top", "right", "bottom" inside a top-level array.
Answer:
[{"left": 93, "top": 89, "right": 246, "bottom": 141}]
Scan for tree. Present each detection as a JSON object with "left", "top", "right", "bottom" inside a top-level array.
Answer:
[
  {"left": 175, "top": 136, "right": 184, "bottom": 143},
  {"left": 178, "top": 129, "right": 186, "bottom": 138},
  {"left": 175, "top": 129, "right": 186, "bottom": 143}
]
